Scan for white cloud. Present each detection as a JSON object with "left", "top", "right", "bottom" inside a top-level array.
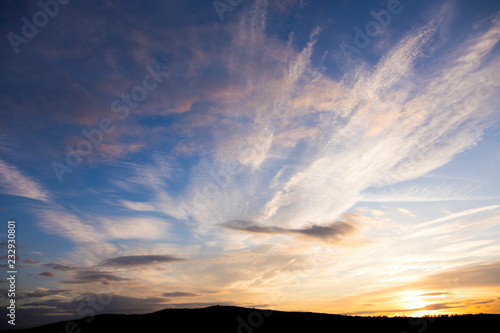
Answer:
[
  {"left": 371, "top": 210, "right": 386, "bottom": 216},
  {"left": 0, "top": 159, "right": 50, "bottom": 202},
  {"left": 397, "top": 208, "right": 416, "bottom": 217},
  {"left": 100, "top": 217, "right": 171, "bottom": 240},
  {"left": 104, "top": 6, "right": 500, "bottom": 245},
  {"left": 37, "top": 208, "right": 104, "bottom": 244},
  {"left": 225, "top": 8, "right": 500, "bottom": 230},
  {"left": 37, "top": 207, "right": 172, "bottom": 244}
]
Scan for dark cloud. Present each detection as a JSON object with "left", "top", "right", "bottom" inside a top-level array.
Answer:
[
  {"left": 39, "top": 271, "right": 54, "bottom": 277},
  {"left": 220, "top": 220, "right": 357, "bottom": 242},
  {"left": 22, "top": 294, "right": 166, "bottom": 312},
  {"left": 62, "top": 270, "right": 128, "bottom": 284},
  {"left": 472, "top": 300, "right": 494, "bottom": 305},
  {"left": 43, "top": 262, "right": 74, "bottom": 271},
  {"left": 297, "top": 223, "right": 356, "bottom": 240},
  {"left": 21, "top": 289, "right": 71, "bottom": 299},
  {"left": 162, "top": 292, "right": 199, "bottom": 297},
  {"left": 221, "top": 220, "right": 290, "bottom": 234},
  {"left": 104, "top": 255, "right": 184, "bottom": 266},
  {"left": 199, "top": 290, "right": 224, "bottom": 294},
  {"left": 423, "top": 303, "right": 455, "bottom": 310}
]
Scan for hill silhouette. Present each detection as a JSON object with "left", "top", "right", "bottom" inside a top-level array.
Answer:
[{"left": 1, "top": 306, "right": 498, "bottom": 333}]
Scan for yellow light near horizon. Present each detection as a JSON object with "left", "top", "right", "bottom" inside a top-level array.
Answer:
[
  {"left": 407, "top": 309, "right": 434, "bottom": 318},
  {"left": 398, "top": 290, "right": 430, "bottom": 313}
]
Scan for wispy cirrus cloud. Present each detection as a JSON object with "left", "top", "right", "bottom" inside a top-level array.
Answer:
[
  {"left": 36, "top": 207, "right": 172, "bottom": 244},
  {"left": 0, "top": 159, "right": 50, "bottom": 202},
  {"left": 95, "top": 3, "right": 500, "bottom": 258},
  {"left": 414, "top": 261, "right": 500, "bottom": 290},
  {"left": 117, "top": 3, "right": 498, "bottom": 246}
]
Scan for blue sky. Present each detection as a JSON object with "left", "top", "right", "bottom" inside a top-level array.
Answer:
[{"left": 1, "top": 0, "right": 500, "bottom": 329}]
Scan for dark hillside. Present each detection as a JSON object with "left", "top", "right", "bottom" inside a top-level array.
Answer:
[{"left": 1, "top": 306, "right": 498, "bottom": 333}]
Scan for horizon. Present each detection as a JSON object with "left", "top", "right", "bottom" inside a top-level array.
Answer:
[
  {"left": 1, "top": 0, "right": 500, "bottom": 330},
  {"left": 1, "top": 305, "right": 499, "bottom": 332}
]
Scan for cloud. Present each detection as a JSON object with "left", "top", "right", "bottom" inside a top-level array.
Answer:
[
  {"left": 104, "top": 255, "right": 185, "bottom": 266},
  {"left": 360, "top": 178, "right": 490, "bottom": 202},
  {"left": 423, "top": 303, "right": 458, "bottom": 310},
  {"left": 22, "top": 289, "right": 70, "bottom": 299},
  {"left": 42, "top": 262, "right": 74, "bottom": 271},
  {"left": 100, "top": 217, "right": 171, "bottom": 240},
  {"left": 1, "top": 1, "right": 499, "bottom": 321},
  {"left": 397, "top": 208, "right": 416, "bottom": 217},
  {"left": 416, "top": 261, "right": 500, "bottom": 289},
  {"left": 183, "top": 7, "right": 500, "bottom": 244},
  {"left": 23, "top": 258, "right": 40, "bottom": 265},
  {"left": 371, "top": 210, "right": 386, "bottom": 216},
  {"left": 108, "top": 157, "right": 189, "bottom": 221},
  {"left": 0, "top": 159, "right": 50, "bottom": 202},
  {"left": 39, "top": 272, "right": 54, "bottom": 277},
  {"left": 419, "top": 292, "right": 450, "bottom": 297},
  {"left": 220, "top": 220, "right": 357, "bottom": 242},
  {"left": 402, "top": 204, "right": 500, "bottom": 240},
  {"left": 472, "top": 300, "right": 494, "bottom": 305},
  {"left": 419, "top": 205, "right": 500, "bottom": 228},
  {"left": 161, "top": 292, "right": 199, "bottom": 297},
  {"left": 62, "top": 270, "right": 129, "bottom": 284},
  {"left": 37, "top": 208, "right": 104, "bottom": 243},
  {"left": 85, "top": 4, "right": 500, "bottom": 257},
  {"left": 37, "top": 207, "right": 172, "bottom": 244}
]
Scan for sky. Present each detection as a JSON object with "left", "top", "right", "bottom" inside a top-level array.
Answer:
[{"left": 1, "top": 0, "right": 500, "bottom": 329}]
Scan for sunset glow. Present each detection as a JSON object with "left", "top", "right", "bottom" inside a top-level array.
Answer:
[{"left": 1, "top": 0, "right": 500, "bottom": 329}]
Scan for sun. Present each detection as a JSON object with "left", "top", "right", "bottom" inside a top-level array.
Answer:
[{"left": 397, "top": 290, "right": 432, "bottom": 316}]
